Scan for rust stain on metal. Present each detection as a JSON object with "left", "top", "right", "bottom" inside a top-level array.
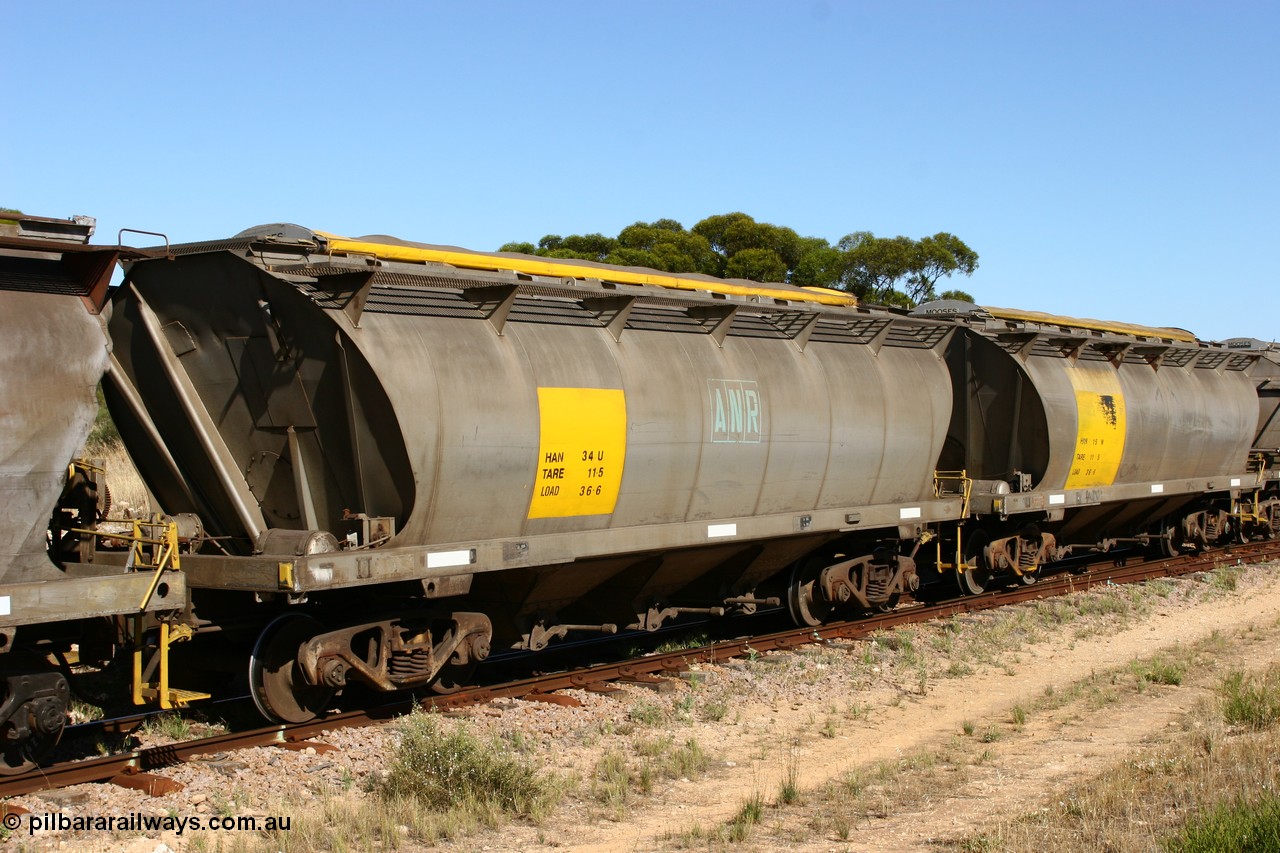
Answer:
[
  {"left": 618, "top": 673, "right": 666, "bottom": 685},
  {"left": 109, "top": 770, "right": 184, "bottom": 797},
  {"left": 100, "top": 718, "right": 147, "bottom": 737},
  {"left": 522, "top": 692, "right": 582, "bottom": 707},
  {"left": 582, "top": 682, "right": 622, "bottom": 694},
  {"left": 0, "top": 541, "right": 1276, "bottom": 801},
  {"left": 276, "top": 740, "right": 339, "bottom": 755}
]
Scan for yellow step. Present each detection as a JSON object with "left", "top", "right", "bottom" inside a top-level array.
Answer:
[{"left": 138, "top": 686, "right": 211, "bottom": 708}]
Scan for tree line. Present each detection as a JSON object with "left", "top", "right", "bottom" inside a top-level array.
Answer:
[{"left": 500, "top": 212, "right": 977, "bottom": 307}]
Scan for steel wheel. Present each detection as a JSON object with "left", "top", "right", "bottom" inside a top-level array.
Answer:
[
  {"left": 1154, "top": 523, "right": 1179, "bottom": 559},
  {"left": 1221, "top": 518, "right": 1248, "bottom": 546},
  {"left": 249, "top": 614, "right": 336, "bottom": 724},
  {"left": 874, "top": 593, "right": 902, "bottom": 613},
  {"left": 787, "top": 559, "right": 833, "bottom": 628},
  {"left": 956, "top": 532, "right": 992, "bottom": 595},
  {"left": 428, "top": 660, "right": 479, "bottom": 695},
  {"left": 0, "top": 722, "right": 61, "bottom": 776},
  {"left": 425, "top": 624, "right": 480, "bottom": 694}
]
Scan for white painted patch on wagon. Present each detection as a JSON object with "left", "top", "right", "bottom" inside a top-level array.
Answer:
[{"left": 427, "top": 549, "right": 473, "bottom": 569}]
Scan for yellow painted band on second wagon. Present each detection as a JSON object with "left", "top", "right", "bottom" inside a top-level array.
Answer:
[{"left": 1063, "top": 366, "right": 1127, "bottom": 489}]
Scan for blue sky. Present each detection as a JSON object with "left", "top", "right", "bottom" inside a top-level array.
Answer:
[{"left": 6, "top": 1, "right": 1276, "bottom": 342}]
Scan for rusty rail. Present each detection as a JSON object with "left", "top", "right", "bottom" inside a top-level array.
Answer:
[{"left": 2, "top": 541, "right": 1276, "bottom": 800}]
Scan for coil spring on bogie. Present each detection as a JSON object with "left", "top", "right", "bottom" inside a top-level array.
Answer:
[
  {"left": 1018, "top": 543, "right": 1038, "bottom": 572},
  {"left": 388, "top": 649, "right": 433, "bottom": 679},
  {"left": 866, "top": 567, "right": 891, "bottom": 599}
]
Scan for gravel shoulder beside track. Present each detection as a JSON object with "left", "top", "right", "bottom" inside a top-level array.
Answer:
[{"left": 10, "top": 560, "right": 1280, "bottom": 853}]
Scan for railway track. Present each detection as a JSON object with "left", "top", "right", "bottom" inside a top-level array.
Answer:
[{"left": 3, "top": 541, "right": 1277, "bottom": 802}]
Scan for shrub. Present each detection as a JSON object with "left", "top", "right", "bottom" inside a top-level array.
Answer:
[
  {"left": 380, "top": 712, "right": 554, "bottom": 818},
  {"left": 728, "top": 793, "right": 764, "bottom": 842},
  {"left": 1165, "top": 795, "right": 1280, "bottom": 852},
  {"left": 1221, "top": 671, "right": 1280, "bottom": 730},
  {"left": 87, "top": 385, "right": 120, "bottom": 446},
  {"left": 1139, "top": 657, "right": 1186, "bottom": 686}
]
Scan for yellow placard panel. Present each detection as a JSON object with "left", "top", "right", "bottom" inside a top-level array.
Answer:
[
  {"left": 1063, "top": 367, "right": 1127, "bottom": 489},
  {"left": 528, "top": 388, "right": 627, "bottom": 518}
]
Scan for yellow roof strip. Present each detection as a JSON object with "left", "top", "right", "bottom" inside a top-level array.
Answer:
[
  {"left": 982, "top": 305, "right": 1197, "bottom": 343},
  {"left": 316, "top": 232, "right": 858, "bottom": 308}
]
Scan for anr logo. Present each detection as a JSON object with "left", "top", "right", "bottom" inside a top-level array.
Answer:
[{"left": 707, "top": 379, "right": 763, "bottom": 444}]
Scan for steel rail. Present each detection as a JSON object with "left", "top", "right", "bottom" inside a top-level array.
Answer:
[{"left": 3, "top": 541, "right": 1276, "bottom": 800}]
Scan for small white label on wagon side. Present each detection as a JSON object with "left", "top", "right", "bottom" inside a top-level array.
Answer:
[
  {"left": 1151, "top": 484, "right": 1164, "bottom": 494},
  {"left": 0, "top": 596, "right": 9, "bottom": 616},
  {"left": 707, "top": 523, "right": 737, "bottom": 538},
  {"left": 427, "top": 549, "right": 473, "bottom": 569},
  {"left": 1049, "top": 494, "right": 1066, "bottom": 505},
  {"left": 899, "top": 507, "right": 922, "bottom": 520},
  {"left": 1231, "top": 478, "right": 1242, "bottom": 487}
]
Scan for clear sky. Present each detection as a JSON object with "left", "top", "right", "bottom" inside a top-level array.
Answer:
[{"left": 6, "top": 1, "right": 1276, "bottom": 342}]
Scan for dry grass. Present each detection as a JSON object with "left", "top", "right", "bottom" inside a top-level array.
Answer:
[
  {"left": 189, "top": 710, "right": 569, "bottom": 852},
  {"left": 652, "top": 568, "right": 1274, "bottom": 850},
  {"left": 801, "top": 739, "right": 971, "bottom": 840},
  {"left": 750, "top": 584, "right": 1279, "bottom": 853},
  {"left": 944, "top": 633, "right": 1280, "bottom": 852},
  {"left": 953, "top": 701, "right": 1280, "bottom": 852},
  {"left": 667, "top": 790, "right": 767, "bottom": 848},
  {"left": 83, "top": 437, "right": 152, "bottom": 518},
  {"left": 180, "top": 563, "right": 1276, "bottom": 853},
  {"left": 593, "top": 733, "right": 711, "bottom": 818},
  {"left": 379, "top": 710, "right": 561, "bottom": 819},
  {"left": 809, "top": 573, "right": 1199, "bottom": 702}
]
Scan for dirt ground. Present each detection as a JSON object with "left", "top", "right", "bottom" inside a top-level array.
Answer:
[
  {"left": 11, "top": 560, "right": 1280, "bottom": 853},
  {"left": 501, "top": 563, "right": 1280, "bottom": 853}
]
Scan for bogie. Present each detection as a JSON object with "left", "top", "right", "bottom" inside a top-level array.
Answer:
[{"left": 1, "top": 217, "right": 1277, "bottom": 763}]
